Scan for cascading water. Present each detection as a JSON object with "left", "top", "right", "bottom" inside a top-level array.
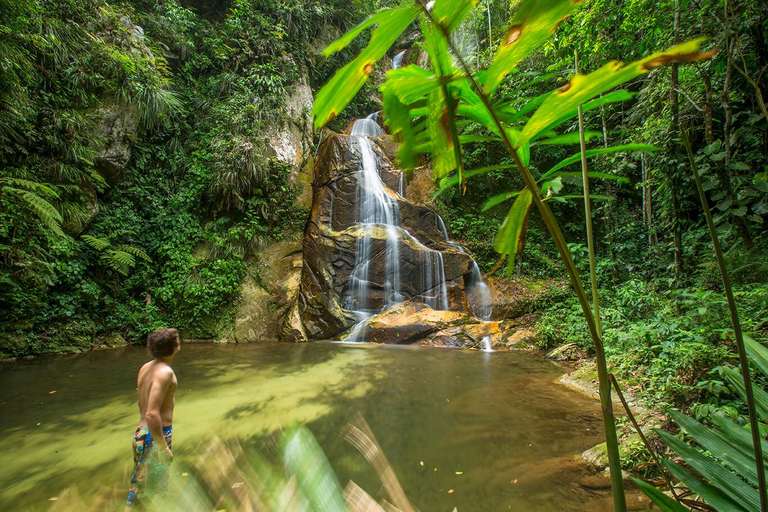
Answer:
[
  {"left": 344, "top": 116, "right": 456, "bottom": 341},
  {"left": 392, "top": 50, "right": 406, "bottom": 70},
  {"left": 435, "top": 215, "right": 494, "bottom": 351}
]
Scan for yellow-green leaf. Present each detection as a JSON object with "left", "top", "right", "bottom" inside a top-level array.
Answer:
[
  {"left": 494, "top": 188, "right": 533, "bottom": 262},
  {"left": 520, "top": 39, "right": 715, "bottom": 147},
  {"left": 313, "top": 6, "right": 419, "bottom": 130}
]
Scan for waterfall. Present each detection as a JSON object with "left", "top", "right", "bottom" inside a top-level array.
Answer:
[
  {"left": 392, "top": 50, "right": 406, "bottom": 70},
  {"left": 342, "top": 116, "right": 492, "bottom": 343},
  {"left": 434, "top": 215, "right": 493, "bottom": 322}
]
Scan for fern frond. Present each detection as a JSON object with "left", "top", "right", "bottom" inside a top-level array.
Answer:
[
  {"left": 2, "top": 186, "right": 64, "bottom": 235},
  {"left": 81, "top": 234, "right": 110, "bottom": 251},
  {"left": 108, "top": 250, "right": 136, "bottom": 269},
  {"left": 0, "top": 178, "right": 60, "bottom": 198},
  {"left": 116, "top": 244, "right": 152, "bottom": 263}
]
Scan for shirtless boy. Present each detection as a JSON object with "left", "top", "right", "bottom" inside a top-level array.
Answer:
[{"left": 126, "top": 328, "right": 180, "bottom": 508}]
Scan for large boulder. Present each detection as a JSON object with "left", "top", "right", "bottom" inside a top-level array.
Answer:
[
  {"left": 344, "top": 301, "right": 502, "bottom": 348},
  {"left": 91, "top": 99, "right": 140, "bottom": 182}
]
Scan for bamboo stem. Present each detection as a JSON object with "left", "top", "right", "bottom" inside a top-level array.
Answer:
[
  {"left": 576, "top": 50, "right": 602, "bottom": 337},
  {"left": 680, "top": 123, "right": 767, "bottom": 512},
  {"left": 420, "top": 6, "right": 627, "bottom": 510}
]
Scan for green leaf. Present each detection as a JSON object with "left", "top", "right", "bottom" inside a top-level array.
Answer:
[
  {"left": 437, "top": 163, "right": 517, "bottom": 194},
  {"left": 663, "top": 459, "right": 748, "bottom": 512},
  {"left": 3, "top": 186, "right": 64, "bottom": 235},
  {"left": 484, "top": 0, "right": 577, "bottom": 93},
  {"left": 632, "top": 478, "right": 688, "bottom": 512},
  {"left": 555, "top": 171, "right": 630, "bottom": 184},
  {"left": 540, "top": 144, "right": 659, "bottom": 180},
  {"left": 658, "top": 429, "right": 760, "bottom": 511},
  {"left": 313, "top": 6, "right": 419, "bottom": 130},
  {"left": 533, "top": 131, "right": 601, "bottom": 146},
  {"left": 710, "top": 415, "right": 768, "bottom": 462},
  {"left": 432, "top": 0, "right": 480, "bottom": 33},
  {"left": 722, "top": 366, "right": 768, "bottom": 421},
  {"left": 322, "top": 9, "right": 402, "bottom": 57},
  {"left": 670, "top": 410, "right": 766, "bottom": 488},
  {"left": 382, "top": 85, "right": 418, "bottom": 169},
  {"left": 81, "top": 235, "right": 110, "bottom": 251},
  {"left": 744, "top": 336, "right": 768, "bottom": 377},
  {"left": 541, "top": 176, "right": 563, "bottom": 195},
  {"left": 482, "top": 190, "right": 522, "bottom": 212},
  {"left": 385, "top": 65, "right": 448, "bottom": 105},
  {"left": 494, "top": 188, "right": 533, "bottom": 263},
  {"left": 520, "top": 39, "right": 715, "bottom": 146},
  {"left": 283, "top": 427, "right": 347, "bottom": 512}
]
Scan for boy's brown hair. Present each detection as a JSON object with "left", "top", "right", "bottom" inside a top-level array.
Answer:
[{"left": 147, "top": 328, "right": 179, "bottom": 358}]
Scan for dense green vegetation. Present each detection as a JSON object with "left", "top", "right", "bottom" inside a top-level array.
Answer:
[
  {"left": 0, "top": 0, "right": 376, "bottom": 356},
  {"left": 2, "top": 0, "right": 768, "bottom": 508},
  {"left": 426, "top": 0, "right": 768, "bottom": 420},
  {"left": 311, "top": 0, "right": 768, "bottom": 509}
]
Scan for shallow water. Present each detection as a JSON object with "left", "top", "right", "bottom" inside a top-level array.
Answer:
[{"left": 0, "top": 342, "right": 609, "bottom": 511}]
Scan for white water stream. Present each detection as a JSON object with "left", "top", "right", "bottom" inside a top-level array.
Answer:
[{"left": 342, "top": 114, "right": 493, "bottom": 345}]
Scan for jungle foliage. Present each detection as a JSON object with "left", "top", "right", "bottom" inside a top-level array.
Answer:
[
  {"left": 312, "top": 0, "right": 768, "bottom": 509},
  {"left": 0, "top": 0, "right": 377, "bottom": 356}
]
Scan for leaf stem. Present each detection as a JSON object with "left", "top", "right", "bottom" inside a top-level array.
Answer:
[{"left": 576, "top": 50, "right": 602, "bottom": 338}]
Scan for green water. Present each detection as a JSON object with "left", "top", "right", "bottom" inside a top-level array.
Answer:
[{"left": 0, "top": 342, "right": 611, "bottom": 511}]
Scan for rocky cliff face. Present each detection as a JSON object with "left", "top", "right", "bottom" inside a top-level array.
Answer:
[{"left": 286, "top": 131, "right": 486, "bottom": 342}]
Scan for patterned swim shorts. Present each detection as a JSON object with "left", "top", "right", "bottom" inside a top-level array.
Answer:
[{"left": 126, "top": 424, "right": 173, "bottom": 507}]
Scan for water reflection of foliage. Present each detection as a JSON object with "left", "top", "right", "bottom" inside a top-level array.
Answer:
[{"left": 50, "top": 418, "right": 418, "bottom": 512}]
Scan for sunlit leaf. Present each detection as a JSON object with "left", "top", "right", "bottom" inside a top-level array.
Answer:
[
  {"left": 313, "top": 6, "right": 419, "bottom": 130},
  {"left": 284, "top": 427, "right": 347, "bottom": 511},
  {"left": 534, "top": 131, "right": 601, "bottom": 146},
  {"left": 385, "top": 65, "right": 448, "bottom": 105},
  {"left": 382, "top": 85, "right": 418, "bottom": 169},
  {"left": 494, "top": 188, "right": 533, "bottom": 265},
  {"left": 555, "top": 171, "right": 630, "bottom": 184},
  {"left": 484, "top": 0, "right": 577, "bottom": 93},
  {"left": 432, "top": 0, "right": 480, "bottom": 33},
  {"left": 520, "top": 39, "right": 716, "bottom": 146},
  {"left": 540, "top": 144, "right": 659, "bottom": 180},
  {"left": 541, "top": 176, "right": 563, "bottom": 195},
  {"left": 482, "top": 190, "right": 522, "bottom": 212},
  {"left": 437, "top": 163, "right": 517, "bottom": 195}
]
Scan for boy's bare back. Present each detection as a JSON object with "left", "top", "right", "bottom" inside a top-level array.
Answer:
[{"left": 137, "top": 360, "right": 177, "bottom": 427}]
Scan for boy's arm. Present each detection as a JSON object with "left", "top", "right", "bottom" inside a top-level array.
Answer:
[{"left": 145, "top": 369, "right": 173, "bottom": 456}]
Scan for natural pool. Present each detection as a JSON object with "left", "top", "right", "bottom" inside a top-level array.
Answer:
[{"left": 0, "top": 342, "right": 612, "bottom": 511}]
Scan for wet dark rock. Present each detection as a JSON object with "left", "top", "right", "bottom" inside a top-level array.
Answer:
[{"left": 296, "top": 133, "right": 488, "bottom": 341}]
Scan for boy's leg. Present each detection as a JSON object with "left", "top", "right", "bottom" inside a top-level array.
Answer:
[{"left": 126, "top": 426, "right": 150, "bottom": 507}]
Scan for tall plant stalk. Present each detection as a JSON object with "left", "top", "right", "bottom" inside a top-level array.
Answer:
[
  {"left": 424, "top": 11, "right": 627, "bottom": 511},
  {"left": 680, "top": 124, "right": 767, "bottom": 512},
  {"left": 575, "top": 50, "right": 603, "bottom": 337}
]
